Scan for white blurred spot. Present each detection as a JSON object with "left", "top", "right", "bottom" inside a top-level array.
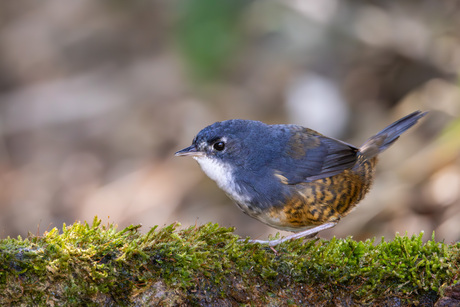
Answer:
[
  {"left": 286, "top": 0, "right": 339, "bottom": 24},
  {"left": 285, "top": 73, "right": 349, "bottom": 138}
]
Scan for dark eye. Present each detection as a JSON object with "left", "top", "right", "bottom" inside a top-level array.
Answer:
[{"left": 213, "top": 141, "right": 225, "bottom": 151}]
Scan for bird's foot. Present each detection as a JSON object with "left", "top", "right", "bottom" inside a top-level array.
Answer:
[{"left": 239, "top": 222, "right": 337, "bottom": 246}]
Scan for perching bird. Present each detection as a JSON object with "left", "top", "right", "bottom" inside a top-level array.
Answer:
[{"left": 175, "top": 111, "right": 427, "bottom": 246}]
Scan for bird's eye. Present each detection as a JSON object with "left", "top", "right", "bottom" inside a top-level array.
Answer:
[{"left": 213, "top": 141, "right": 225, "bottom": 151}]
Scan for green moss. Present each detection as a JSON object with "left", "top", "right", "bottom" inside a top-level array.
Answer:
[{"left": 0, "top": 217, "right": 458, "bottom": 305}]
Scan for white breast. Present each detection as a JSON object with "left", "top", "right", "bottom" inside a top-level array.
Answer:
[{"left": 194, "top": 156, "right": 251, "bottom": 205}]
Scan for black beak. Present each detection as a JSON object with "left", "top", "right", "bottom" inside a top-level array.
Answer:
[{"left": 175, "top": 145, "right": 204, "bottom": 157}]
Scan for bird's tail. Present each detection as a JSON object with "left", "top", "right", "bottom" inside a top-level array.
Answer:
[{"left": 358, "top": 110, "right": 428, "bottom": 160}]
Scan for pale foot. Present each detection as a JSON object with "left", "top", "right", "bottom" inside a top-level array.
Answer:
[{"left": 239, "top": 222, "right": 337, "bottom": 247}]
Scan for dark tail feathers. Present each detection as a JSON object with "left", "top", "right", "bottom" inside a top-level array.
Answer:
[{"left": 359, "top": 110, "right": 428, "bottom": 160}]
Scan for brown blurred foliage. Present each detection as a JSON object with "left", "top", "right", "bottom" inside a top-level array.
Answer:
[{"left": 0, "top": 0, "right": 459, "bottom": 242}]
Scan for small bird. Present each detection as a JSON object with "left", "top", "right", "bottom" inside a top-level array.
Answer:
[{"left": 175, "top": 111, "right": 427, "bottom": 246}]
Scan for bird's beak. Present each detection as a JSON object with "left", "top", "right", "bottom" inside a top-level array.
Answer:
[{"left": 175, "top": 145, "right": 204, "bottom": 157}]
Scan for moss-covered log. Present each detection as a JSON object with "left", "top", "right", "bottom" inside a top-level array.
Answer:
[{"left": 0, "top": 217, "right": 459, "bottom": 306}]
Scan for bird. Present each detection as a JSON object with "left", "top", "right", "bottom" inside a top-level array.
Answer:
[{"left": 175, "top": 110, "right": 427, "bottom": 246}]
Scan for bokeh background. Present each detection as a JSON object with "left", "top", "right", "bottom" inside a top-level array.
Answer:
[{"left": 0, "top": 0, "right": 459, "bottom": 243}]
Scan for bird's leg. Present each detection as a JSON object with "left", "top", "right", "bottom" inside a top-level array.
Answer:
[{"left": 241, "top": 222, "right": 338, "bottom": 247}]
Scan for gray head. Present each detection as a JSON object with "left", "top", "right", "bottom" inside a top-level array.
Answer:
[
  {"left": 175, "top": 119, "right": 286, "bottom": 204},
  {"left": 175, "top": 119, "right": 272, "bottom": 164}
]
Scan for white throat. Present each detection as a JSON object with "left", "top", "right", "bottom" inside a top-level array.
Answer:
[{"left": 194, "top": 156, "right": 250, "bottom": 205}]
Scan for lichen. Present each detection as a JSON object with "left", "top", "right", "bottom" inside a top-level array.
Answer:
[{"left": 0, "top": 217, "right": 458, "bottom": 305}]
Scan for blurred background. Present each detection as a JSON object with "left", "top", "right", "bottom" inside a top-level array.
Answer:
[{"left": 0, "top": 0, "right": 459, "bottom": 243}]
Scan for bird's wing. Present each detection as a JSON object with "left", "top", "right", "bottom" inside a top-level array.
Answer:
[{"left": 275, "top": 128, "right": 358, "bottom": 184}]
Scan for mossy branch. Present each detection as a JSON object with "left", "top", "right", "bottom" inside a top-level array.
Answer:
[{"left": 1, "top": 217, "right": 459, "bottom": 306}]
